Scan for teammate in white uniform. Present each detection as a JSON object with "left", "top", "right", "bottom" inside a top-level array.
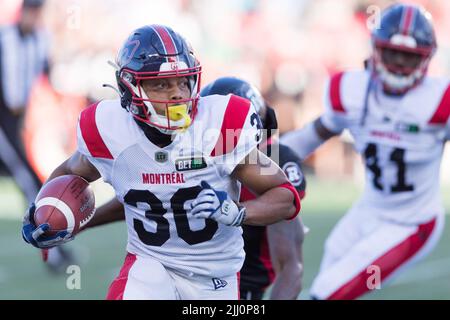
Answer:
[
  {"left": 282, "top": 4, "right": 446, "bottom": 299},
  {"left": 22, "top": 24, "right": 301, "bottom": 300}
]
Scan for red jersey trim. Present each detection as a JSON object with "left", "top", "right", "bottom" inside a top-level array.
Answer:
[
  {"left": 210, "top": 95, "right": 251, "bottom": 157},
  {"left": 429, "top": 84, "right": 450, "bottom": 124},
  {"left": 329, "top": 72, "right": 346, "bottom": 113},
  {"left": 79, "top": 102, "right": 114, "bottom": 159},
  {"left": 106, "top": 253, "right": 137, "bottom": 300}
]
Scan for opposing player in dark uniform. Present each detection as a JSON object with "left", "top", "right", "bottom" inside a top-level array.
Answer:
[{"left": 201, "top": 77, "right": 306, "bottom": 300}]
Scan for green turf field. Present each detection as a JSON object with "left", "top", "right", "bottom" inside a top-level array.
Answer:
[{"left": 0, "top": 176, "right": 449, "bottom": 300}]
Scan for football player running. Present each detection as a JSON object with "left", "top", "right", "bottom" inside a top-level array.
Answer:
[
  {"left": 22, "top": 25, "right": 301, "bottom": 300},
  {"left": 75, "top": 76, "right": 306, "bottom": 300},
  {"left": 200, "top": 77, "right": 306, "bottom": 300},
  {"left": 282, "top": 3, "right": 446, "bottom": 300}
]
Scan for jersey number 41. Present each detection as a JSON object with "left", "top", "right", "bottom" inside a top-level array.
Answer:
[{"left": 364, "top": 143, "right": 414, "bottom": 193}]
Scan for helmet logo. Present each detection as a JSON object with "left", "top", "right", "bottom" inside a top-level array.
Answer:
[
  {"left": 120, "top": 39, "right": 140, "bottom": 66},
  {"left": 160, "top": 61, "right": 189, "bottom": 72}
]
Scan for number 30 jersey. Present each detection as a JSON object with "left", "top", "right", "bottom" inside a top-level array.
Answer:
[
  {"left": 322, "top": 70, "right": 450, "bottom": 224},
  {"left": 76, "top": 94, "right": 261, "bottom": 277}
]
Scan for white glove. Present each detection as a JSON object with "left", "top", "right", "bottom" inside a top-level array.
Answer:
[{"left": 190, "top": 181, "right": 246, "bottom": 227}]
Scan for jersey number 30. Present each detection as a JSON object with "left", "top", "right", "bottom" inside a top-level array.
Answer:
[
  {"left": 364, "top": 143, "right": 414, "bottom": 193},
  {"left": 124, "top": 187, "right": 218, "bottom": 247}
]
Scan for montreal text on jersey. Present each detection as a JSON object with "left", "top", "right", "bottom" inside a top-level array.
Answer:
[{"left": 142, "top": 172, "right": 186, "bottom": 184}]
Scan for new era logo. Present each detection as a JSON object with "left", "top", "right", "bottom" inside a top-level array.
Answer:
[{"left": 212, "top": 278, "right": 228, "bottom": 290}]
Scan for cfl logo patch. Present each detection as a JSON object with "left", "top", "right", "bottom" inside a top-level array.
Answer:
[{"left": 212, "top": 278, "right": 228, "bottom": 290}]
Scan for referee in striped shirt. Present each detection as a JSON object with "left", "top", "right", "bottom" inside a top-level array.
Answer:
[
  {"left": 1, "top": 0, "right": 74, "bottom": 273},
  {"left": 0, "top": 0, "right": 48, "bottom": 202}
]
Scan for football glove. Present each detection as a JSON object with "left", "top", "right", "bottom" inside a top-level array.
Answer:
[
  {"left": 22, "top": 203, "right": 74, "bottom": 249},
  {"left": 190, "top": 181, "right": 246, "bottom": 227}
]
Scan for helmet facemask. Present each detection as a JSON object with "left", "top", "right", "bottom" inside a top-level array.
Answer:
[
  {"left": 115, "top": 25, "right": 202, "bottom": 135},
  {"left": 119, "top": 63, "right": 202, "bottom": 135},
  {"left": 372, "top": 37, "right": 434, "bottom": 94},
  {"left": 370, "top": 4, "right": 437, "bottom": 95}
]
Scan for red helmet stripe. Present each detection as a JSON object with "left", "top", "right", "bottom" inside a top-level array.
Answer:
[
  {"left": 400, "top": 6, "right": 416, "bottom": 36},
  {"left": 151, "top": 25, "right": 178, "bottom": 59}
]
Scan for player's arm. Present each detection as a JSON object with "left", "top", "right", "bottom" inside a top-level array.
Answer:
[
  {"left": 232, "top": 149, "right": 299, "bottom": 225},
  {"left": 267, "top": 218, "right": 304, "bottom": 299},
  {"left": 281, "top": 72, "right": 350, "bottom": 159},
  {"left": 47, "top": 151, "right": 101, "bottom": 182},
  {"left": 190, "top": 149, "right": 300, "bottom": 227},
  {"left": 81, "top": 198, "right": 125, "bottom": 231},
  {"left": 280, "top": 118, "right": 338, "bottom": 160}
]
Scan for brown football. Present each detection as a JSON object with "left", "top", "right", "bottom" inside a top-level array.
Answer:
[{"left": 33, "top": 175, "right": 96, "bottom": 236}]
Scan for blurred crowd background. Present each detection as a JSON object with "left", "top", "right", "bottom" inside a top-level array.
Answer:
[{"left": 2, "top": 0, "right": 450, "bottom": 183}]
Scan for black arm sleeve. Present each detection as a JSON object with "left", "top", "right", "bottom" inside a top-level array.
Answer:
[{"left": 276, "top": 143, "right": 306, "bottom": 195}]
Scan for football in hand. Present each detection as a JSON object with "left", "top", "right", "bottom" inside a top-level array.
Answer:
[{"left": 33, "top": 175, "right": 96, "bottom": 237}]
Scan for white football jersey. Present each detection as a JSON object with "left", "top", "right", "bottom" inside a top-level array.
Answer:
[
  {"left": 76, "top": 94, "right": 261, "bottom": 277},
  {"left": 322, "top": 70, "right": 450, "bottom": 224}
]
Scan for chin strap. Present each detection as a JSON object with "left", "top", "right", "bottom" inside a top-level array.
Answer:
[
  {"left": 102, "top": 83, "right": 121, "bottom": 96},
  {"left": 102, "top": 60, "right": 129, "bottom": 109}
]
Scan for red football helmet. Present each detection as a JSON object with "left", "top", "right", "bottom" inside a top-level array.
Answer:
[
  {"left": 371, "top": 4, "right": 437, "bottom": 94},
  {"left": 116, "top": 25, "right": 202, "bottom": 133}
]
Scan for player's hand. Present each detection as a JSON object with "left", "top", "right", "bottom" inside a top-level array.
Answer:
[
  {"left": 190, "top": 181, "right": 246, "bottom": 227},
  {"left": 22, "top": 203, "right": 74, "bottom": 249}
]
